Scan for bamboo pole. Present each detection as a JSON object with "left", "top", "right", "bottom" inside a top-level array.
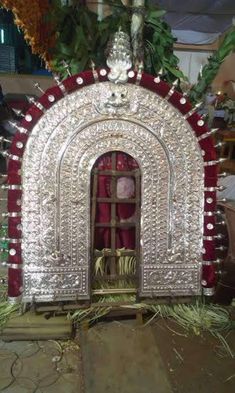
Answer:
[{"left": 131, "top": 0, "right": 145, "bottom": 69}]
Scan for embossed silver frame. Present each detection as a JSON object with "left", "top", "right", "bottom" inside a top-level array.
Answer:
[{"left": 22, "top": 82, "right": 204, "bottom": 302}]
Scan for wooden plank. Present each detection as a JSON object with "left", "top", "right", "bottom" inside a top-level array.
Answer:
[
  {"left": 35, "top": 301, "right": 138, "bottom": 313},
  {"left": 110, "top": 152, "right": 117, "bottom": 276},
  {"left": 93, "top": 273, "right": 137, "bottom": 280},
  {"left": 174, "top": 43, "right": 218, "bottom": 51},
  {"left": 92, "top": 288, "right": 137, "bottom": 295},
  {"left": 32, "top": 296, "right": 194, "bottom": 313},
  {"left": 92, "top": 169, "right": 140, "bottom": 176},
  {"left": 135, "top": 170, "right": 141, "bottom": 294},
  {"left": 94, "top": 250, "right": 136, "bottom": 257},
  {"left": 91, "top": 170, "right": 98, "bottom": 254},
  {"left": 95, "top": 197, "right": 136, "bottom": 203},
  {"left": 95, "top": 222, "right": 136, "bottom": 228},
  {"left": 0, "top": 312, "right": 73, "bottom": 341},
  {"left": 140, "top": 296, "right": 194, "bottom": 305},
  {"left": 103, "top": 308, "right": 146, "bottom": 318},
  {"left": 136, "top": 310, "right": 144, "bottom": 325}
]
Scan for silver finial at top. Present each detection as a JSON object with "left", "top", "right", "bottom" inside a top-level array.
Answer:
[{"left": 106, "top": 30, "right": 132, "bottom": 84}]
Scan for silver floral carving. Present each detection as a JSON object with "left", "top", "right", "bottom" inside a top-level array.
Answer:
[{"left": 22, "top": 81, "right": 204, "bottom": 302}]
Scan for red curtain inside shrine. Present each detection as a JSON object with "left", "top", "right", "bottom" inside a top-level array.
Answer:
[{"left": 93, "top": 152, "right": 139, "bottom": 250}]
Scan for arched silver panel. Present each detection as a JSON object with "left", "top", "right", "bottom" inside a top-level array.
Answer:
[{"left": 22, "top": 82, "right": 204, "bottom": 302}]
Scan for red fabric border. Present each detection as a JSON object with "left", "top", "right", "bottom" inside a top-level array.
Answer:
[
  {"left": 202, "top": 264, "right": 216, "bottom": 288},
  {"left": 8, "top": 268, "right": 22, "bottom": 298},
  {"left": 8, "top": 217, "right": 21, "bottom": 238}
]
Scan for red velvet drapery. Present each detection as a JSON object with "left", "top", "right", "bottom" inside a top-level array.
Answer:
[{"left": 94, "top": 152, "right": 139, "bottom": 250}]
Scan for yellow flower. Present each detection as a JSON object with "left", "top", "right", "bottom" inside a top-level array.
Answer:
[{"left": 1, "top": 0, "right": 55, "bottom": 63}]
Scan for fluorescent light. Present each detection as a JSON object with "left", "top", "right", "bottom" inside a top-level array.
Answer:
[{"left": 0, "top": 29, "right": 4, "bottom": 44}]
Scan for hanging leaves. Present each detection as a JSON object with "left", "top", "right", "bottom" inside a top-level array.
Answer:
[
  {"left": 1, "top": 0, "right": 184, "bottom": 83},
  {"left": 144, "top": 6, "right": 185, "bottom": 83},
  {"left": 47, "top": 0, "right": 131, "bottom": 76},
  {"left": 48, "top": 3, "right": 98, "bottom": 75},
  {"left": 47, "top": 1, "right": 184, "bottom": 81},
  {"left": 189, "top": 27, "right": 235, "bottom": 104},
  {"left": 3, "top": 0, "right": 235, "bottom": 98}
]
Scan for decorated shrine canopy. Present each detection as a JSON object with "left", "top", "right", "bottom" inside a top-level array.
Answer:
[
  {"left": 3, "top": 30, "right": 220, "bottom": 303},
  {"left": 0, "top": 2, "right": 231, "bottom": 305}
]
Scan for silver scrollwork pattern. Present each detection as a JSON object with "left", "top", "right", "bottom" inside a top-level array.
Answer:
[{"left": 22, "top": 82, "right": 204, "bottom": 301}]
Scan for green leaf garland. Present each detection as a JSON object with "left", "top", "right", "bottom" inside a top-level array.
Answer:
[
  {"left": 47, "top": 0, "right": 184, "bottom": 82},
  {"left": 189, "top": 27, "right": 235, "bottom": 104}
]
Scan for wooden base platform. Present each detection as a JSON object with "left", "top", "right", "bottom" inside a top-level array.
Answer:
[
  {"left": 0, "top": 312, "right": 73, "bottom": 341},
  {"left": 32, "top": 296, "right": 193, "bottom": 313},
  {"left": 0, "top": 297, "right": 195, "bottom": 341}
]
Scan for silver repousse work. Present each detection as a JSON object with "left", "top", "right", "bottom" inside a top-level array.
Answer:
[
  {"left": 106, "top": 30, "right": 132, "bottom": 84},
  {"left": 22, "top": 81, "right": 204, "bottom": 302}
]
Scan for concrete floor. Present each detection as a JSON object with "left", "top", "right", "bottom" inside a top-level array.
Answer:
[
  {"left": 1, "top": 318, "right": 235, "bottom": 393},
  {"left": 0, "top": 338, "right": 82, "bottom": 393},
  {"left": 81, "top": 321, "right": 172, "bottom": 393},
  {"left": 0, "top": 321, "right": 172, "bottom": 393}
]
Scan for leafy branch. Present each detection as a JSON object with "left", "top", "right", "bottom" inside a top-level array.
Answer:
[
  {"left": 144, "top": 6, "right": 185, "bottom": 82},
  {"left": 189, "top": 27, "right": 235, "bottom": 104},
  {"left": 47, "top": 0, "right": 184, "bottom": 82}
]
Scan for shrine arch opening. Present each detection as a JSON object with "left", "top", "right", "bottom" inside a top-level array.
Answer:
[{"left": 90, "top": 151, "right": 141, "bottom": 299}]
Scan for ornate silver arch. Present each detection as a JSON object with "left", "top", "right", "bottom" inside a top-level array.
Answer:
[{"left": 22, "top": 82, "right": 204, "bottom": 302}]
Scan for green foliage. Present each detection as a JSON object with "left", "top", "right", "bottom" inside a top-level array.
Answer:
[
  {"left": 144, "top": 5, "right": 185, "bottom": 82},
  {"left": 0, "top": 301, "right": 19, "bottom": 331},
  {"left": 48, "top": 0, "right": 130, "bottom": 77},
  {"left": 48, "top": 2, "right": 100, "bottom": 75},
  {"left": 47, "top": 0, "right": 183, "bottom": 82},
  {"left": 94, "top": 248, "right": 136, "bottom": 277},
  {"left": 189, "top": 27, "right": 235, "bottom": 104},
  {"left": 146, "top": 301, "right": 235, "bottom": 357},
  {"left": 0, "top": 224, "right": 8, "bottom": 263},
  {"left": 68, "top": 305, "right": 112, "bottom": 325},
  {"left": 68, "top": 299, "right": 235, "bottom": 356}
]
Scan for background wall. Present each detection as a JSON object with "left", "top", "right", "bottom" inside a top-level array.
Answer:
[
  {"left": 0, "top": 74, "right": 53, "bottom": 96},
  {"left": 174, "top": 49, "right": 212, "bottom": 85},
  {"left": 212, "top": 53, "right": 235, "bottom": 99}
]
